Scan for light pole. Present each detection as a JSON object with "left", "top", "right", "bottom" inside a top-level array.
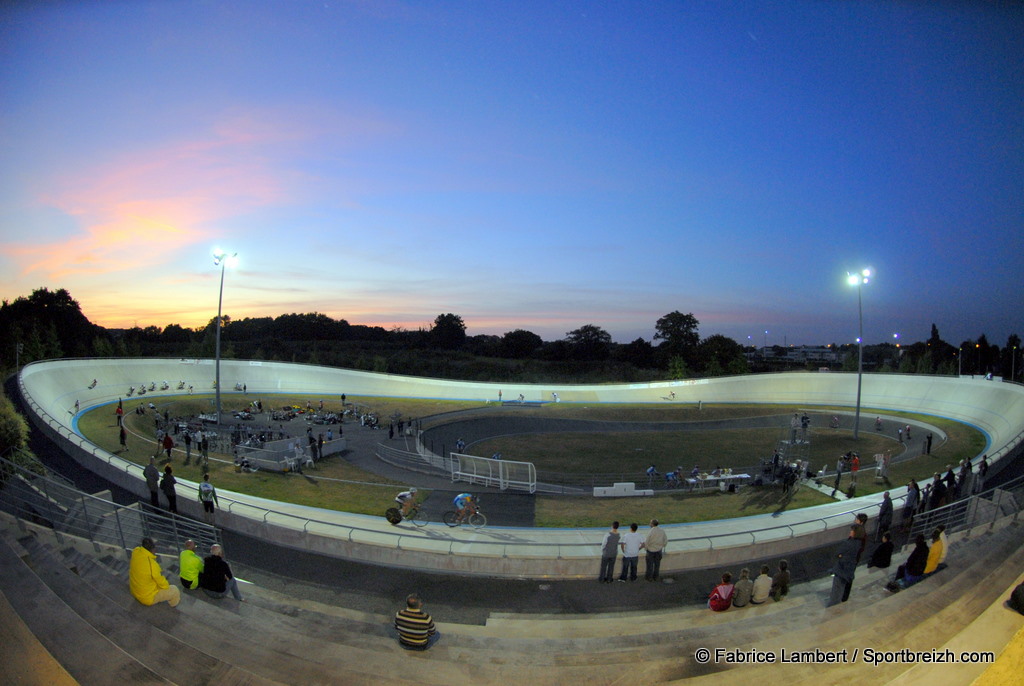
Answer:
[
  {"left": 847, "top": 269, "right": 871, "bottom": 439},
  {"left": 213, "top": 249, "right": 237, "bottom": 425}
]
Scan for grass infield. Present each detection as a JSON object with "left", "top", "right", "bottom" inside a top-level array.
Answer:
[{"left": 77, "top": 395, "right": 984, "bottom": 527}]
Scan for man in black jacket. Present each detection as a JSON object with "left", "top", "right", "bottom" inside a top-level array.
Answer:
[{"left": 199, "top": 544, "right": 243, "bottom": 601}]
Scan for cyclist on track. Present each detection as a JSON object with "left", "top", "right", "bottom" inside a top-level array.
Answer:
[
  {"left": 394, "top": 487, "right": 419, "bottom": 518},
  {"left": 452, "top": 492, "right": 477, "bottom": 523}
]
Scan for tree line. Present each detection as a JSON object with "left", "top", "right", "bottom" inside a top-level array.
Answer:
[{"left": 1, "top": 288, "right": 1020, "bottom": 384}]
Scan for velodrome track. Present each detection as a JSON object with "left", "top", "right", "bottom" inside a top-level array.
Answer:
[{"left": 17, "top": 357, "right": 1024, "bottom": 578}]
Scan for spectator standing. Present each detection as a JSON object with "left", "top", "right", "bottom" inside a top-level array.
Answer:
[
  {"left": 904, "top": 480, "right": 920, "bottom": 528},
  {"left": 183, "top": 431, "right": 192, "bottom": 465},
  {"left": 162, "top": 432, "right": 174, "bottom": 460},
  {"left": 143, "top": 457, "right": 160, "bottom": 508},
  {"left": 198, "top": 473, "right": 219, "bottom": 522},
  {"left": 853, "top": 513, "right": 869, "bottom": 562},
  {"left": 160, "top": 465, "right": 178, "bottom": 514},
  {"left": 178, "top": 539, "right": 203, "bottom": 590},
  {"left": 198, "top": 544, "right": 243, "bottom": 601},
  {"left": 618, "top": 522, "right": 644, "bottom": 582},
  {"left": 643, "top": 519, "right": 668, "bottom": 581},
  {"left": 877, "top": 492, "right": 893, "bottom": 540},
  {"left": 976, "top": 455, "right": 988, "bottom": 493},
  {"left": 129, "top": 537, "right": 179, "bottom": 608},
  {"left": 394, "top": 594, "right": 438, "bottom": 650},
  {"left": 827, "top": 526, "right": 860, "bottom": 606},
  {"left": 598, "top": 521, "right": 620, "bottom": 583},
  {"left": 119, "top": 426, "right": 128, "bottom": 452}
]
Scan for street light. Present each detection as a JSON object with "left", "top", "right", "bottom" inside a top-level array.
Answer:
[
  {"left": 847, "top": 268, "right": 871, "bottom": 439},
  {"left": 213, "top": 249, "right": 237, "bottom": 425}
]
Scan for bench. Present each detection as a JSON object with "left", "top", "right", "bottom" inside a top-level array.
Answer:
[{"left": 592, "top": 482, "right": 654, "bottom": 497}]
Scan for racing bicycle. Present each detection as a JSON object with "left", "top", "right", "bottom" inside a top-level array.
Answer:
[
  {"left": 442, "top": 501, "right": 487, "bottom": 529},
  {"left": 384, "top": 505, "right": 428, "bottom": 527}
]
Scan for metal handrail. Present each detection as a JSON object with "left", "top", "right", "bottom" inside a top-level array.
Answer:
[{"left": 0, "top": 449, "right": 218, "bottom": 557}]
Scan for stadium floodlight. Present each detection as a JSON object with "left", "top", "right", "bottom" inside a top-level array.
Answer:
[
  {"left": 213, "top": 249, "right": 238, "bottom": 425},
  {"left": 847, "top": 268, "right": 871, "bottom": 439}
]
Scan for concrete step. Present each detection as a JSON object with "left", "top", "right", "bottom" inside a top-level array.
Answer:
[
  {"left": 19, "top": 535, "right": 282, "bottom": 686},
  {"left": 0, "top": 534, "right": 171, "bottom": 685}
]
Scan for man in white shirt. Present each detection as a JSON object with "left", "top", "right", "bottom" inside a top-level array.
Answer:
[{"left": 619, "top": 522, "right": 645, "bottom": 582}]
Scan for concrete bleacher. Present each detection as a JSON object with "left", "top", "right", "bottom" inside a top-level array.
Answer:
[{"left": 2, "top": 510, "right": 1022, "bottom": 685}]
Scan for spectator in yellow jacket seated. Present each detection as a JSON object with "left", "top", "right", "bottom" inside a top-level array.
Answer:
[
  {"left": 129, "top": 537, "right": 180, "bottom": 607},
  {"left": 178, "top": 539, "right": 204, "bottom": 590},
  {"left": 924, "top": 529, "right": 944, "bottom": 575}
]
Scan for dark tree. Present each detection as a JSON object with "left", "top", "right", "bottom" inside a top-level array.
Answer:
[
  {"left": 615, "top": 337, "right": 656, "bottom": 368},
  {"left": 654, "top": 311, "right": 700, "bottom": 368},
  {"left": 500, "top": 329, "right": 543, "bottom": 358},
  {"left": 430, "top": 313, "right": 467, "bottom": 349},
  {"left": 698, "top": 334, "right": 748, "bottom": 376},
  {"left": 565, "top": 324, "right": 611, "bottom": 361}
]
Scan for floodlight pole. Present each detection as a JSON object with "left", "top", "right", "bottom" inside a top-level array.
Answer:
[
  {"left": 213, "top": 250, "right": 236, "bottom": 425},
  {"left": 853, "top": 284, "right": 864, "bottom": 439},
  {"left": 847, "top": 269, "right": 871, "bottom": 440}
]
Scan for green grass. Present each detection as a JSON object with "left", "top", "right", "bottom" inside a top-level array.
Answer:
[{"left": 77, "top": 397, "right": 986, "bottom": 526}]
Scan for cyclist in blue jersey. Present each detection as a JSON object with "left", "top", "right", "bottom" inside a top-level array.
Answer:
[{"left": 452, "top": 492, "right": 477, "bottom": 523}]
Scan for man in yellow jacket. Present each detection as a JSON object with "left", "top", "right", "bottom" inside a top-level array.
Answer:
[
  {"left": 129, "top": 537, "right": 180, "bottom": 607},
  {"left": 178, "top": 539, "right": 204, "bottom": 590}
]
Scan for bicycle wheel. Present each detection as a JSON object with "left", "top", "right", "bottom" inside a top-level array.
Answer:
[
  {"left": 442, "top": 511, "right": 459, "bottom": 527},
  {"left": 384, "top": 507, "right": 402, "bottom": 525},
  {"left": 468, "top": 512, "right": 487, "bottom": 529},
  {"left": 408, "top": 508, "right": 428, "bottom": 527}
]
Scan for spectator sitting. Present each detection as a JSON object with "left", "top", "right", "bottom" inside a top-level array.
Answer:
[
  {"left": 867, "top": 532, "right": 894, "bottom": 569},
  {"left": 731, "top": 568, "right": 754, "bottom": 608},
  {"left": 924, "top": 528, "right": 944, "bottom": 575},
  {"left": 890, "top": 534, "right": 929, "bottom": 591},
  {"left": 394, "top": 593, "right": 439, "bottom": 649},
  {"left": 751, "top": 564, "right": 773, "bottom": 604},
  {"left": 129, "top": 537, "right": 180, "bottom": 608},
  {"left": 198, "top": 544, "right": 243, "bottom": 601},
  {"left": 771, "top": 560, "right": 790, "bottom": 601},
  {"left": 708, "top": 572, "right": 735, "bottom": 612},
  {"left": 178, "top": 539, "right": 204, "bottom": 590}
]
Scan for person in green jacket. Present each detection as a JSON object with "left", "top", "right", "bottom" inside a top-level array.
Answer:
[{"left": 179, "top": 539, "right": 204, "bottom": 590}]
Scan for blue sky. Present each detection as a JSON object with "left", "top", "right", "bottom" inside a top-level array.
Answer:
[{"left": 1, "top": 1, "right": 1021, "bottom": 347}]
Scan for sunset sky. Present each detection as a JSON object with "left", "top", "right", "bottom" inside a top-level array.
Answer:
[{"left": 2, "top": 1, "right": 1021, "bottom": 347}]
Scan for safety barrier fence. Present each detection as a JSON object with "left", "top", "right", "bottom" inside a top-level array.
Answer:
[{"left": 0, "top": 449, "right": 219, "bottom": 558}]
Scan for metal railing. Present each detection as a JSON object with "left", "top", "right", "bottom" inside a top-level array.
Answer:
[
  {"left": 0, "top": 449, "right": 219, "bottom": 558},
  {"left": 908, "top": 472, "right": 1024, "bottom": 542}
]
